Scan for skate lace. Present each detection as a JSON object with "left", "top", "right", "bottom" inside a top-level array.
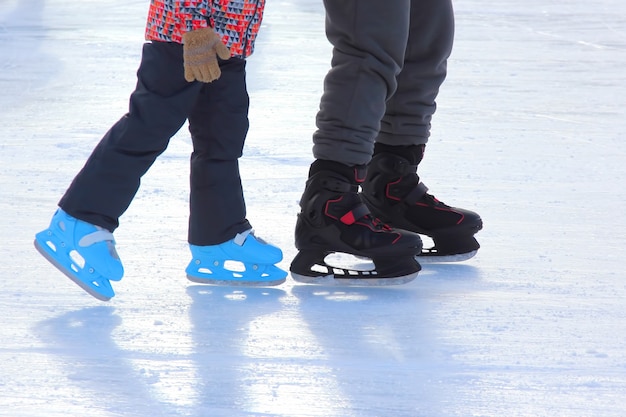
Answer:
[
  {"left": 367, "top": 215, "right": 392, "bottom": 231},
  {"left": 411, "top": 182, "right": 447, "bottom": 207},
  {"left": 422, "top": 192, "right": 448, "bottom": 207},
  {"left": 338, "top": 200, "right": 392, "bottom": 231}
]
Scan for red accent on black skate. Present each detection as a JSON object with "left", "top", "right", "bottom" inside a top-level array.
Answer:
[
  {"left": 353, "top": 166, "right": 366, "bottom": 183},
  {"left": 340, "top": 211, "right": 356, "bottom": 224},
  {"left": 325, "top": 198, "right": 399, "bottom": 240}
]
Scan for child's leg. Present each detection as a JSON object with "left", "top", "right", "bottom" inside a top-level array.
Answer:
[
  {"left": 59, "top": 42, "right": 202, "bottom": 231},
  {"left": 185, "top": 58, "right": 286, "bottom": 285},
  {"left": 186, "top": 58, "right": 252, "bottom": 246}
]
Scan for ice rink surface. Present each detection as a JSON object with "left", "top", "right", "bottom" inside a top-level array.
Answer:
[{"left": 1, "top": 1, "right": 626, "bottom": 416}]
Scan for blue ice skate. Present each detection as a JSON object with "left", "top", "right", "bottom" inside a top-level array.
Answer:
[
  {"left": 186, "top": 229, "right": 287, "bottom": 286},
  {"left": 34, "top": 209, "right": 124, "bottom": 301}
]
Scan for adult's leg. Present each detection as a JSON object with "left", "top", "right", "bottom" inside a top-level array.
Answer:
[
  {"left": 377, "top": 0, "right": 455, "bottom": 146},
  {"left": 291, "top": 0, "right": 422, "bottom": 283},
  {"left": 313, "top": 0, "right": 411, "bottom": 166},
  {"left": 363, "top": 1, "right": 483, "bottom": 259}
]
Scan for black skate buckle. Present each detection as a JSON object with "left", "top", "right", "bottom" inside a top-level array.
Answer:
[
  {"left": 404, "top": 182, "right": 429, "bottom": 204},
  {"left": 339, "top": 203, "right": 370, "bottom": 225},
  {"left": 321, "top": 177, "right": 358, "bottom": 193},
  {"left": 392, "top": 159, "right": 418, "bottom": 175}
]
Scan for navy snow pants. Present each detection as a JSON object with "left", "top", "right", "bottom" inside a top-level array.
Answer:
[{"left": 59, "top": 41, "right": 252, "bottom": 246}]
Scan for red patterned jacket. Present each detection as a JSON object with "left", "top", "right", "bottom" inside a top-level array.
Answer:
[{"left": 145, "top": 0, "right": 265, "bottom": 58}]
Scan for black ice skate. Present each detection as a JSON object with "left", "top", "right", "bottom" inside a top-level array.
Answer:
[
  {"left": 361, "top": 146, "right": 483, "bottom": 262},
  {"left": 290, "top": 161, "right": 422, "bottom": 285}
]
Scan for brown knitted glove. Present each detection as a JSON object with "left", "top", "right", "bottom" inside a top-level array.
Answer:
[{"left": 182, "top": 27, "right": 231, "bottom": 83}]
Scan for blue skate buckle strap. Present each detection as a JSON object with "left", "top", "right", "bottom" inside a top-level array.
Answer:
[
  {"left": 78, "top": 229, "right": 115, "bottom": 247},
  {"left": 233, "top": 229, "right": 253, "bottom": 246}
]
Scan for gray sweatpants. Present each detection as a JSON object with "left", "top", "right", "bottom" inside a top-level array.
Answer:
[{"left": 313, "top": 0, "right": 455, "bottom": 166}]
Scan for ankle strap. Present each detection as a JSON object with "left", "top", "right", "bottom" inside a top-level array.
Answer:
[
  {"left": 403, "top": 182, "right": 429, "bottom": 204},
  {"left": 373, "top": 154, "right": 418, "bottom": 175},
  {"left": 308, "top": 171, "right": 360, "bottom": 193},
  {"left": 339, "top": 203, "right": 370, "bottom": 225}
]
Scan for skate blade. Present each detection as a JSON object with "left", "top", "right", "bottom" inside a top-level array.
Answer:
[
  {"left": 187, "top": 274, "right": 286, "bottom": 287},
  {"left": 186, "top": 263, "right": 287, "bottom": 287},
  {"left": 290, "top": 251, "right": 420, "bottom": 286},
  {"left": 417, "top": 250, "right": 477, "bottom": 263},
  {"left": 34, "top": 238, "right": 114, "bottom": 301},
  {"left": 290, "top": 271, "right": 418, "bottom": 286}
]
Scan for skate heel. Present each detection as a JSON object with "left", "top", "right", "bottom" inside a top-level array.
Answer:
[
  {"left": 34, "top": 209, "right": 124, "bottom": 301},
  {"left": 290, "top": 250, "right": 333, "bottom": 283},
  {"left": 186, "top": 229, "right": 287, "bottom": 286},
  {"left": 34, "top": 236, "right": 115, "bottom": 301}
]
